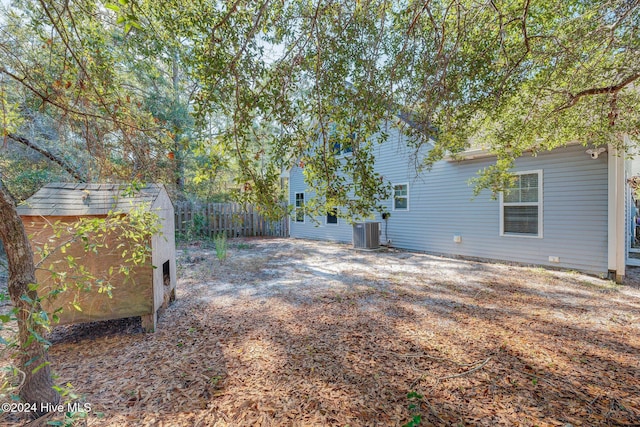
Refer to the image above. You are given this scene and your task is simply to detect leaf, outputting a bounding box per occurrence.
[31,361,51,375]
[25,330,51,347]
[407,391,423,400]
[104,3,120,12]
[402,415,422,427]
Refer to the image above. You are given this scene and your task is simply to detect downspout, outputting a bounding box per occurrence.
[607,144,626,282]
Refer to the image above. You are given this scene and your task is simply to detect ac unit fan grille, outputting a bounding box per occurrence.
[353,222,380,249]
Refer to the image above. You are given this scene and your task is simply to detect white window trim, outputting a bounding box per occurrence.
[392,183,409,212]
[325,206,339,226]
[335,150,353,159]
[325,211,339,226]
[332,140,354,158]
[499,169,543,238]
[294,192,305,224]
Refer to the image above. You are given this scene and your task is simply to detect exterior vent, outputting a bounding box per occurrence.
[353,222,380,249]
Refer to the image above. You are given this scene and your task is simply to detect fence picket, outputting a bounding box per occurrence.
[174,201,290,238]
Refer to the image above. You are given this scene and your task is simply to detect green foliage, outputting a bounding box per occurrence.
[153,0,639,206]
[176,212,207,242]
[0,0,183,187]
[2,0,638,211]
[403,391,424,427]
[0,87,23,137]
[214,233,228,262]
[403,415,422,427]
[48,383,91,426]
[0,148,66,202]
[190,213,207,239]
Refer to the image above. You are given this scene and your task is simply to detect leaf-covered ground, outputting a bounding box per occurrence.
[3,238,640,426]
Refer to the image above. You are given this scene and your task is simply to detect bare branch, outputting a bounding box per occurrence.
[6,133,85,182]
[437,356,492,380]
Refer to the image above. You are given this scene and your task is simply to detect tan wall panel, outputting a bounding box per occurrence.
[21,216,154,325]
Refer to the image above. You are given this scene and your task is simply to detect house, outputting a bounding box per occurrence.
[17,183,177,331]
[289,123,635,281]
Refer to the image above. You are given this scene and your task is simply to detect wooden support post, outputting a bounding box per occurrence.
[141,311,157,332]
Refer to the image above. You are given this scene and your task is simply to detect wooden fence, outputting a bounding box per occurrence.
[174,202,289,239]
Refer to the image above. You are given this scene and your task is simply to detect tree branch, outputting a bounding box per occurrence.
[406,1,432,35]
[521,0,531,52]
[6,133,85,182]
[555,72,640,112]
[0,66,163,134]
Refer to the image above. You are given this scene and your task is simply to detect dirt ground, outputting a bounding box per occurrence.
[2,237,640,426]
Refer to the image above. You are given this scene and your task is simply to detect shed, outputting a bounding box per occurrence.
[17,183,176,331]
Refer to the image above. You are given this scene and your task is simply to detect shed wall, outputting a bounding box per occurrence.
[151,189,177,312]
[21,215,154,324]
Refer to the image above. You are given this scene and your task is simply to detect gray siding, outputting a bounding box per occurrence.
[290,128,609,275]
[289,169,355,243]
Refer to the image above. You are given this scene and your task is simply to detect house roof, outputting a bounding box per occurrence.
[17,183,165,217]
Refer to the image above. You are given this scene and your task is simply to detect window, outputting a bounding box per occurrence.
[326,209,338,225]
[332,140,353,156]
[393,184,409,211]
[500,171,543,237]
[295,193,305,223]
[329,123,355,156]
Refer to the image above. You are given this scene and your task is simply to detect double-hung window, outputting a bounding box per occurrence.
[500,171,543,237]
[294,193,305,223]
[326,209,338,225]
[329,123,355,156]
[332,140,353,156]
[393,184,409,211]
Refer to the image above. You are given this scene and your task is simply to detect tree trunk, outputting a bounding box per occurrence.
[171,52,185,194]
[0,179,60,418]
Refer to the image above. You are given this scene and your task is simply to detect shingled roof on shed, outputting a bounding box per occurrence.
[17,183,165,217]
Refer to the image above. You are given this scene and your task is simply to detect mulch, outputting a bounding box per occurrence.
[1,238,639,426]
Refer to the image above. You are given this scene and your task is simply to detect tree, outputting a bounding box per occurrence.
[387,0,640,192]
[0,0,175,416]
[154,0,639,213]
[0,180,60,416]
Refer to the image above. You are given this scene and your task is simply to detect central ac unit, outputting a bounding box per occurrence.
[353,222,380,249]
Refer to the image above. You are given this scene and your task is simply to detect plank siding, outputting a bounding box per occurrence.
[290,127,609,275]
